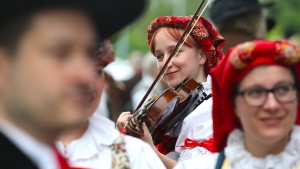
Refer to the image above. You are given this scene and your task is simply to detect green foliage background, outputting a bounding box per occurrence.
[112,0,300,58]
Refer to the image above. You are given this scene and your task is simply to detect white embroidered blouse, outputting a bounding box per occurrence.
[174,125,300,169]
[175,75,213,161]
[56,113,165,169]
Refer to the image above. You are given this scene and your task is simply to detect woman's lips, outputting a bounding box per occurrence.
[260,116,284,126]
[165,70,179,78]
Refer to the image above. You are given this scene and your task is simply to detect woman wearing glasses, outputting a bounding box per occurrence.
[175,40,300,169]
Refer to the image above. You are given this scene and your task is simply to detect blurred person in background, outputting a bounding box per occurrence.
[121,51,144,112]
[0,0,146,168]
[175,40,300,169]
[209,0,275,52]
[56,40,165,169]
[131,52,166,109]
[94,40,126,121]
[96,50,144,122]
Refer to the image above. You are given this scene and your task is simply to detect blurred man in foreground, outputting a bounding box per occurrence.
[0,1,146,168]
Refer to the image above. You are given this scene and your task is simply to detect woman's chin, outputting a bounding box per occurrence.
[256,128,290,143]
[167,81,180,88]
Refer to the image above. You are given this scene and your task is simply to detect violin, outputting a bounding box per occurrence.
[124,0,210,143]
[126,78,205,142]
[150,79,204,145]
[125,87,180,137]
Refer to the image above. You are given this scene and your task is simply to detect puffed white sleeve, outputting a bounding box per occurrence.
[125,135,166,169]
[175,97,213,161]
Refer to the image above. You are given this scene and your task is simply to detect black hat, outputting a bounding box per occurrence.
[0,0,147,39]
[209,0,274,26]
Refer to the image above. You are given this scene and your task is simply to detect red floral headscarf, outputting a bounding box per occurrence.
[95,39,115,68]
[211,40,300,152]
[147,16,225,75]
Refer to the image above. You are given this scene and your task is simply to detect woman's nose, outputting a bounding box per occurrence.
[263,92,280,113]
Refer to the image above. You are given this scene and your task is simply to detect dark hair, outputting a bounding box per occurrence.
[232,83,240,97]
[0,13,33,56]
[292,69,299,92]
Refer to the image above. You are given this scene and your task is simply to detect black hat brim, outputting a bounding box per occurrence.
[209,0,274,25]
[0,0,147,39]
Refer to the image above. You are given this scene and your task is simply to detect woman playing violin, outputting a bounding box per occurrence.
[117,15,225,168]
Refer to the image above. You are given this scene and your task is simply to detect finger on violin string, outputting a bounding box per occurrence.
[120,111,131,117]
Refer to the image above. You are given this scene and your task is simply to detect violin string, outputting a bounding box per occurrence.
[134,0,210,113]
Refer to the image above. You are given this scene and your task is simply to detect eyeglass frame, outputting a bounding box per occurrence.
[236,83,298,107]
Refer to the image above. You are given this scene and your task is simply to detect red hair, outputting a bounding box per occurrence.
[149,27,200,55]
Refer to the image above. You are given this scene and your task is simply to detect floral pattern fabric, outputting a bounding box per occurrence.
[110,134,130,169]
[147,16,225,75]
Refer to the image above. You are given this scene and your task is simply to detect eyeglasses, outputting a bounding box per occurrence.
[237,83,297,107]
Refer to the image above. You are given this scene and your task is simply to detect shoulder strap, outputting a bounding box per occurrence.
[110,134,131,169]
[215,151,225,169]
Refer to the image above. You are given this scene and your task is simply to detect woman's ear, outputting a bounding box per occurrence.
[198,49,207,65]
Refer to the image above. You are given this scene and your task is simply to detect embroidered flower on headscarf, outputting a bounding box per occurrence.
[275,41,300,65]
[95,39,115,68]
[230,42,255,69]
[147,16,225,75]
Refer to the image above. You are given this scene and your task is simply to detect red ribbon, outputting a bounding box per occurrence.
[155,135,178,155]
[119,128,127,134]
[54,148,90,169]
[182,138,215,152]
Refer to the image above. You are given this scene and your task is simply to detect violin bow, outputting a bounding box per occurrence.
[134,0,211,112]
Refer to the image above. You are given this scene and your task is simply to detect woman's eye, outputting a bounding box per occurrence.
[246,89,264,98]
[176,50,183,56]
[156,54,164,61]
[275,85,291,95]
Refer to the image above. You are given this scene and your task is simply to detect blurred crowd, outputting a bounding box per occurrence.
[0,0,299,169]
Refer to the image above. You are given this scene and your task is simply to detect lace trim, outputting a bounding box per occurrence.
[225,126,300,168]
[178,146,211,161]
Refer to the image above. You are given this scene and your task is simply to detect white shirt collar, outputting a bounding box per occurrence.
[56,113,119,162]
[225,125,300,168]
[0,118,59,169]
[201,75,212,93]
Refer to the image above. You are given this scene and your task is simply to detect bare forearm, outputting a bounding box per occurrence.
[155,149,177,169]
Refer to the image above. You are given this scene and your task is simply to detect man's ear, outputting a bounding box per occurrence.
[198,49,207,65]
[0,48,11,92]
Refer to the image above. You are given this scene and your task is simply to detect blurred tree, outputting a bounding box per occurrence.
[267,0,300,39]
[112,0,300,58]
[112,0,207,58]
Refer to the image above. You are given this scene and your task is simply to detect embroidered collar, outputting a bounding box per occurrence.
[224,125,300,168]
[56,114,119,161]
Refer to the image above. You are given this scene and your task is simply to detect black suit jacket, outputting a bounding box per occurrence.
[0,131,38,169]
